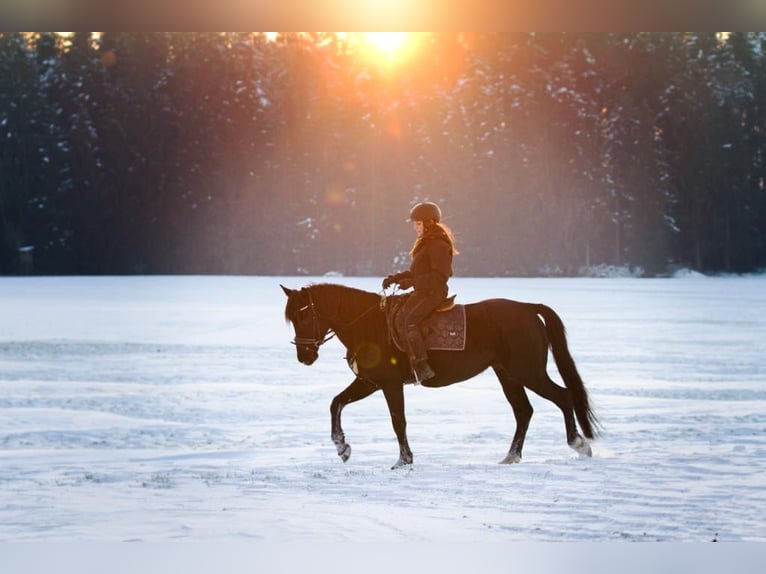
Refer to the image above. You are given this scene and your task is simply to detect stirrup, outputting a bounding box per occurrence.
[403,373,420,386]
[404,361,435,385]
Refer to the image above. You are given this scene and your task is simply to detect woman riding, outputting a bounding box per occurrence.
[382,201,458,384]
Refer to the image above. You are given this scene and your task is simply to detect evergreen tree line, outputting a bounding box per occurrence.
[2,32,765,276]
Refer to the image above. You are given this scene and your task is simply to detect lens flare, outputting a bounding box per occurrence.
[364,32,407,55]
[354,32,423,69]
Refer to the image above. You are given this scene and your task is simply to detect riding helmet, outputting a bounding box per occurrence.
[408,201,442,223]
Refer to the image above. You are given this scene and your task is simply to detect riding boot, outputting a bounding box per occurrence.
[404,324,435,385]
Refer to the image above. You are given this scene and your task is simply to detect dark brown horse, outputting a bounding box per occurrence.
[282,283,598,468]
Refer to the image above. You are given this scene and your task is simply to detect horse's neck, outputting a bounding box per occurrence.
[317,285,377,323]
[314,285,382,342]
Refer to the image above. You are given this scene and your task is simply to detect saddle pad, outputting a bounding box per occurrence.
[391,303,467,352]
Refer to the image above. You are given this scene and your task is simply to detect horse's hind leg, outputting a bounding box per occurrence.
[526,374,592,457]
[494,366,533,464]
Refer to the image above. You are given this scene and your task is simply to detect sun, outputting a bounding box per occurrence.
[354,32,421,67]
[363,32,408,56]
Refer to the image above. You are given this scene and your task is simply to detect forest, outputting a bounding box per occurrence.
[1,32,765,277]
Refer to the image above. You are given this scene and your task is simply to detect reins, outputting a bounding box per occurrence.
[291,288,384,350]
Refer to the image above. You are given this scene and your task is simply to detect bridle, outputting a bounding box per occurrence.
[291,290,336,350]
[290,288,383,351]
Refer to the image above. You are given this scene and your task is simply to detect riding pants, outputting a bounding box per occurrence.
[399,290,444,365]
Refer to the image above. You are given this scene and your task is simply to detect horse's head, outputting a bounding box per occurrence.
[281,285,333,366]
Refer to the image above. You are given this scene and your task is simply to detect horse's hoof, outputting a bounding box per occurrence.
[498,453,521,464]
[338,444,351,462]
[570,436,592,457]
[391,458,412,470]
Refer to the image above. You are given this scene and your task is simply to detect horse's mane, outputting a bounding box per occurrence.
[285,282,378,320]
[304,283,388,343]
[309,282,381,314]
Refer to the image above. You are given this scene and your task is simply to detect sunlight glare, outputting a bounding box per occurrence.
[364,32,408,56]
[353,32,423,70]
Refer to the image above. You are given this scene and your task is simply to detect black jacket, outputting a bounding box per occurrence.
[400,228,453,297]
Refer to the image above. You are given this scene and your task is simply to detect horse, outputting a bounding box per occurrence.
[282,282,599,469]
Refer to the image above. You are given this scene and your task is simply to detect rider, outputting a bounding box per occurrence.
[382,201,458,384]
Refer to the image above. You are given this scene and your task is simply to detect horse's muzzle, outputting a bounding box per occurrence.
[296,346,319,365]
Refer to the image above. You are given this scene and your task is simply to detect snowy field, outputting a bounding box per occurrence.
[1,274,765,570]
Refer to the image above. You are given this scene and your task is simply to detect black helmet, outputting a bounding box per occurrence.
[408,201,442,223]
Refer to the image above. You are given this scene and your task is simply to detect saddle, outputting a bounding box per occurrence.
[385,293,467,352]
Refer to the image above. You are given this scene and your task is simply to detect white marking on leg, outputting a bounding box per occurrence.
[498,453,522,464]
[570,435,593,457]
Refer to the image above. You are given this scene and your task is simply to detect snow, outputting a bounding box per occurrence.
[1,275,765,570]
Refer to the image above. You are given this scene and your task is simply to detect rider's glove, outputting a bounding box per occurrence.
[382,274,397,289]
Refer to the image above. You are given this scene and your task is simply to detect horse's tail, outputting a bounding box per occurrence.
[535,304,600,439]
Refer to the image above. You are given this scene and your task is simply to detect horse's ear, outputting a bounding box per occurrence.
[280,285,293,297]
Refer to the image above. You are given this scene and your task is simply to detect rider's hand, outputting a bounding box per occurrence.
[398,278,414,290]
[382,275,396,289]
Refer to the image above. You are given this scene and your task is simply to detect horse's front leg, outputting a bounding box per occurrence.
[381,383,413,469]
[330,377,379,463]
